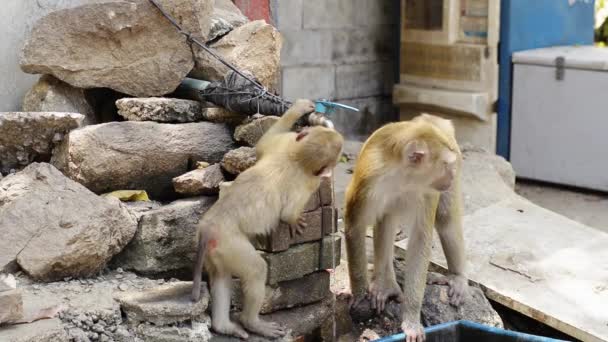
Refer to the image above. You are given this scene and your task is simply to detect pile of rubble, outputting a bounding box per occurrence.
[0,0,340,340]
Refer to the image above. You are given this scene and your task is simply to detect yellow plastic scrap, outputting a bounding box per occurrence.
[102,190,150,202]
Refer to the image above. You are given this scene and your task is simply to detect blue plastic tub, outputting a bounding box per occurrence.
[372,320,568,342]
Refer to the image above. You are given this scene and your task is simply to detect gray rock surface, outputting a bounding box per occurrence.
[134,320,213,342]
[234,115,279,146]
[173,164,225,196]
[220,146,256,175]
[0,112,83,174]
[421,280,503,328]
[112,197,216,275]
[51,121,235,199]
[208,0,248,41]
[116,97,204,123]
[20,1,195,97]
[0,163,137,281]
[0,289,24,324]
[192,20,282,92]
[156,0,213,42]
[22,75,97,125]
[461,149,518,215]
[115,281,209,325]
[0,318,69,342]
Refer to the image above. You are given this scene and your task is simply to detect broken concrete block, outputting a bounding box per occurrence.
[254,208,324,252]
[192,20,283,92]
[0,163,137,281]
[263,235,341,284]
[0,289,24,324]
[0,112,83,174]
[51,121,235,199]
[319,176,334,206]
[221,146,256,175]
[265,296,335,339]
[234,115,279,146]
[208,0,248,41]
[0,273,17,292]
[20,1,198,97]
[0,318,68,342]
[112,196,216,275]
[22,75,97,125]
[116,97,204,123]
[115,281,209,326]
[135,319,213,341]
[234,271,330,314]
[322,206,338,235]
[201,107,247,125]
[173,164,225,196]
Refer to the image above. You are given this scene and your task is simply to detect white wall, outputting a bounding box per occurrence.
[0,0,102,112]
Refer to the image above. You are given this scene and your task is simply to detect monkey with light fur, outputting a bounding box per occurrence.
[191,99,344,339]
[344,114,467,342]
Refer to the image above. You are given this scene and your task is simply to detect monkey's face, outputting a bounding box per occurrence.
[405,141,457,192]
[295,127,344,178]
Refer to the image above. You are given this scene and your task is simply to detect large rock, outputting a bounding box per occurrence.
[201,107,247,125]
[220,146,256,175]
[20,1,197,97]
[421,281,503,328]
[0,112,83,175]
[112,197,217,275]
[173,164,225,196]
[156,0,213,42]
[234,115,279,146]
[51,121,235,199]
[0,163,137,281]
[192,20,282,92]
[208,0,248,41]
[22,75,97,125]
[0,289,23,324]
[116,97,204,123]
[116,281,209,325]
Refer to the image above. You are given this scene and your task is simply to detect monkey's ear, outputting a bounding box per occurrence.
[404,140,427,164]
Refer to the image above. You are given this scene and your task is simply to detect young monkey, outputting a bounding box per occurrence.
[344,114,467,342]
[192,99,344,339]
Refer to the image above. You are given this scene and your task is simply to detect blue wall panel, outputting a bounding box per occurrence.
[497,0,594,158]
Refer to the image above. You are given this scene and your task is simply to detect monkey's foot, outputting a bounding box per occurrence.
[338,290,367,309]
[212,320,249,339]
[427,273,468,306]
[401,320,425,342]
[241,318,286,338]
[369,280,403,314]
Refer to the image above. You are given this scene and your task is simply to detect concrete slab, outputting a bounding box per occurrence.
[400,197,608,342]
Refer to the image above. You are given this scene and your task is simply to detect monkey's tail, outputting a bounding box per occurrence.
[192,231,208,302]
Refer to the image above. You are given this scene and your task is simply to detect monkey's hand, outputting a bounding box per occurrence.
[427,272,468,306]
[401,320,425,342]
[338,290,367,310]
[292,99,316,116]
[288,215,307,238]
[368,279,404,314]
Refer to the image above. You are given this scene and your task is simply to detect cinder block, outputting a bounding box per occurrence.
[335,62,392,99]
[319,176,334,206]
[233,271,330,314]
[274,0,303,30]
[263,235,341,284]
[0,289,23,324]
[281,66,335,101]
[281,30,333,67]
[304,190,321,212]
[254,208,323,252]
[302,0,356,29]
[321,206,338,235]
[331,27,396,64]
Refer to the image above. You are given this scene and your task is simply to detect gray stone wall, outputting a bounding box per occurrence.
[0,0,104,112]
[272,0,400,138]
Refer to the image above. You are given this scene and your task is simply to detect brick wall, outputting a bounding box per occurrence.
[270,0,400,138]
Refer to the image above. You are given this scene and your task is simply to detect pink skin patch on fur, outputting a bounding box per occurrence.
[208,238,218,250]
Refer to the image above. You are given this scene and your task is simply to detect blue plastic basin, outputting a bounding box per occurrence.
[372,320,568,342]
